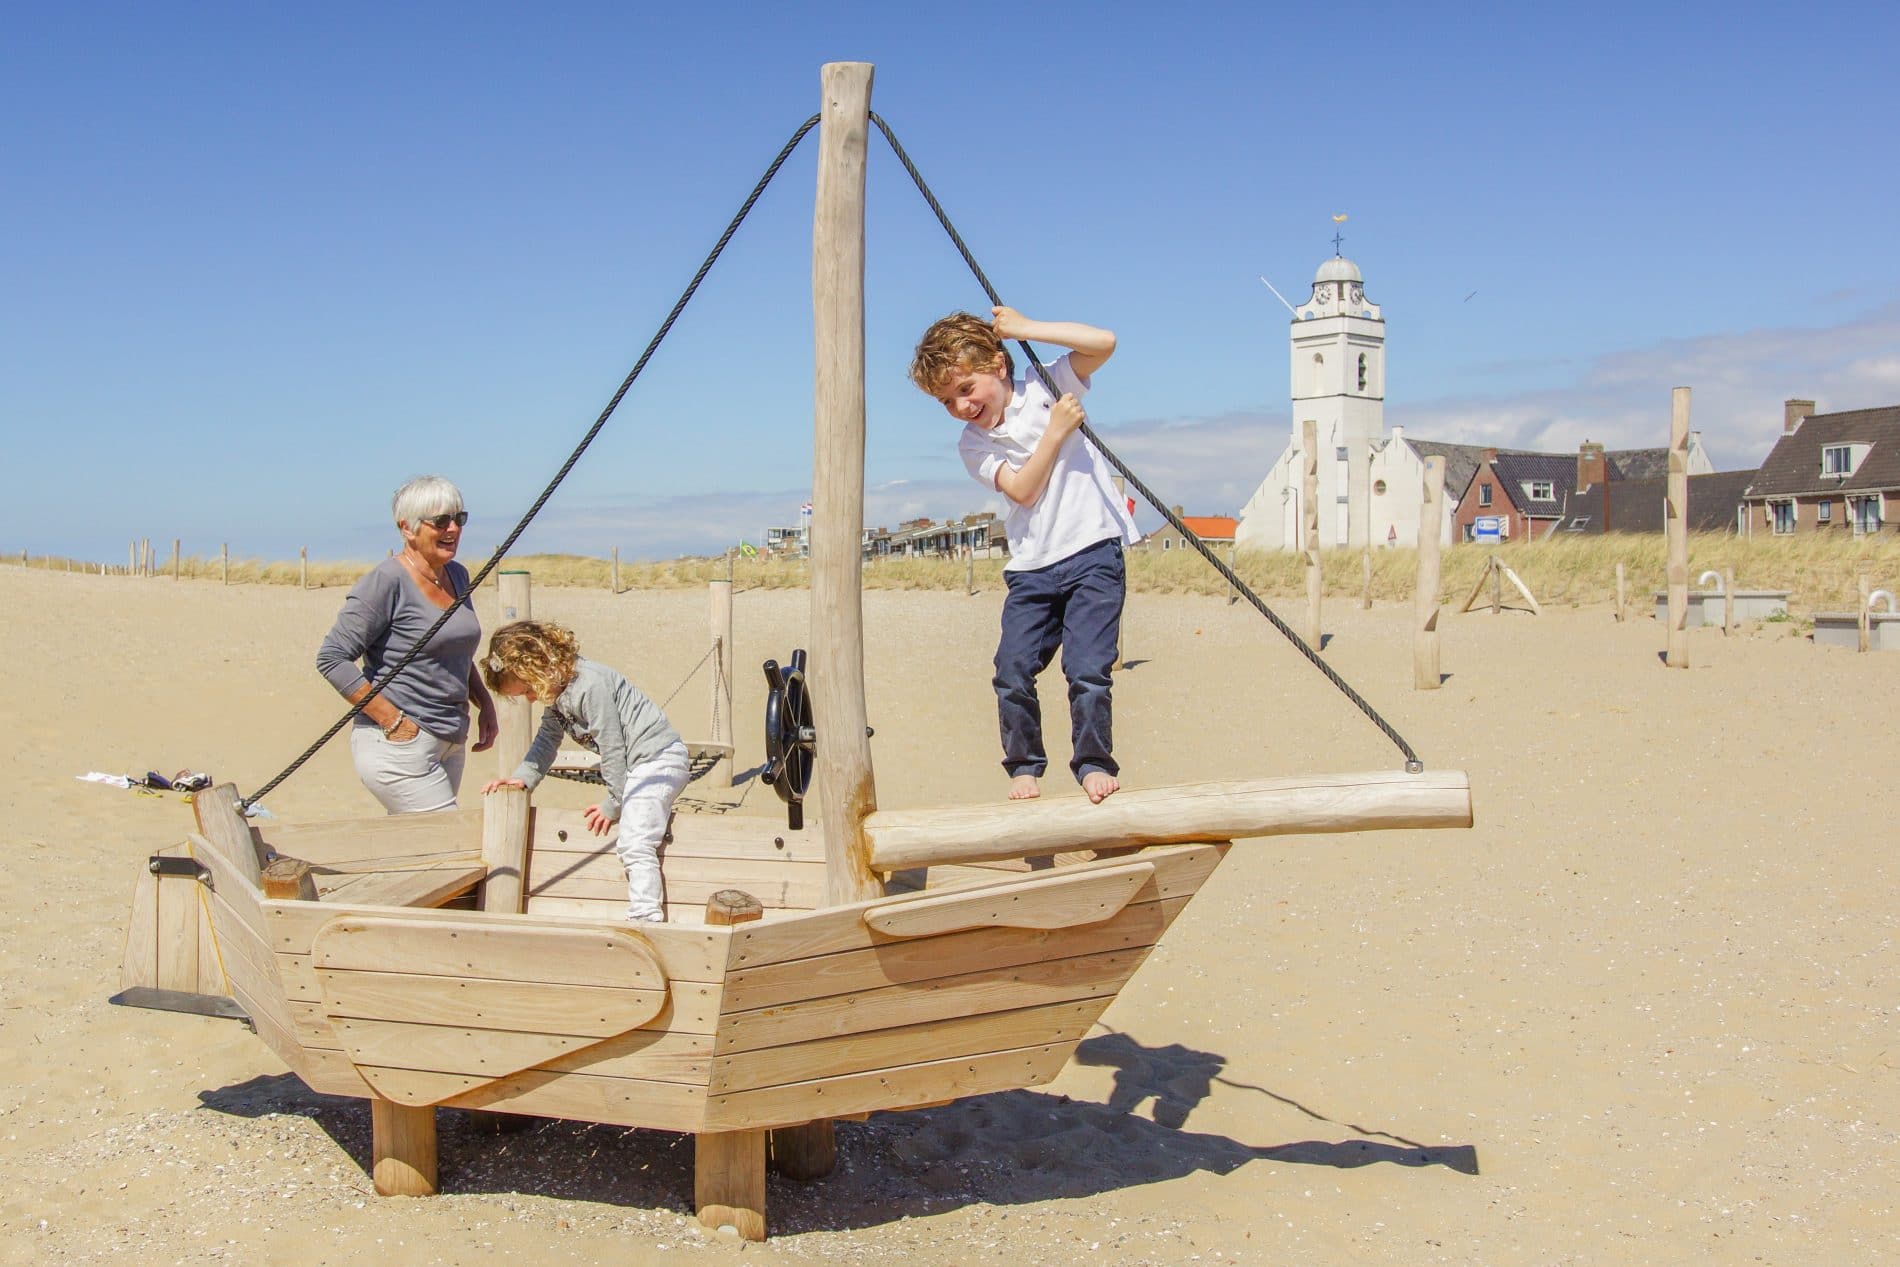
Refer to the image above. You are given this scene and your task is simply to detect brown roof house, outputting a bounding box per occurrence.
[1558,438,1755,535]
[1453,438,1714,543]
[1740,399,1900,537]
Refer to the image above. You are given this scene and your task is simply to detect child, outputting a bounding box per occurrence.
[909,306,1139,804]
[480,620,689,922]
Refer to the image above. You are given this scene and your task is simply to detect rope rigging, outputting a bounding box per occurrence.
[240,115,822,811]
[243,104,1424,812]
[867,112,1425,773]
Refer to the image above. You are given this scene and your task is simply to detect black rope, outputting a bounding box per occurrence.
[241,115,823,811]
[869,112,1425,773]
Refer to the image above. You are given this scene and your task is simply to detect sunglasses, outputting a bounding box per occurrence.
[418,511,469,530]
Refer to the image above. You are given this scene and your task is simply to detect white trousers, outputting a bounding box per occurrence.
[615,741,692,922]
[349,726,466,815]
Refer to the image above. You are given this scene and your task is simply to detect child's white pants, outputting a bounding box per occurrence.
[615,740,692,922]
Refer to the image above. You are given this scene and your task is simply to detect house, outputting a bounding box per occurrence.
[1135,508,1237,553]
[1740,399,1900,537]
[878,513,1005,560]
[1451,440,1716,543]
[1557,468,1756,535]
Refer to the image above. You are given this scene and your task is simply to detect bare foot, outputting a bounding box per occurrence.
[1082,771,1119,804]
[1009,774,1041,800]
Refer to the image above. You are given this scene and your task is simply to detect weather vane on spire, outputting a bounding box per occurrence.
[1331,212,1348,256]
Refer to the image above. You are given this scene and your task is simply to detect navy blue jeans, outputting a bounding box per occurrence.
[993,537,1125,783]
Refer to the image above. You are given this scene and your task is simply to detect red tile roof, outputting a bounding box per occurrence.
[1179,516,1237,538]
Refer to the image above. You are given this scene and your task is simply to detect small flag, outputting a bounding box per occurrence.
[1332,213,1348,223]
[1126,496,1136,516]
[800,502,814,515]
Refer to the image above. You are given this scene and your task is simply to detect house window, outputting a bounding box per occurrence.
[1817,500,1831,523]
[1822,445,1857,476]
[1526,480,1554,500]
[1162,538,1172,550]
[1771,501,1795,535]
[1565,516,1590,532]
[1479,483,1493,507]
[1851,495,1882,535]
[1335,446,1349,461]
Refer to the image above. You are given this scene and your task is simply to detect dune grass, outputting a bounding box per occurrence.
[12,534,1899,613]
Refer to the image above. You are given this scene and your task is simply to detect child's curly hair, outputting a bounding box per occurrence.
[482,619,580,703]
[908,311,1013,393]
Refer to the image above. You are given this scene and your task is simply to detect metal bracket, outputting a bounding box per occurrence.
[148,854,211,886]
[108,987,249,1022]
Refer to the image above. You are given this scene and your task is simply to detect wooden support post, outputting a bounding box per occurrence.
[1414,456,1445,690]
[809,60,881,909]
[496,570,533,778]
[1491,553,1502,614]
[1723,567,1735,634]
[1665,387,1690,668]
[1302,419,1321,648]
[705,888,762,927]
[142,538,151,577]
[128,541,135,575]
[17,549,24,569]
[611,546,620,594]
[260,857,318,901]
[299,546,308,590]
[1615,561,1626,622]
[966,549,974,595]
[171,538,180,580]
[695,1128,766,1240]
[478,786,531,914]
[707,579,734,789]
[1859,573,1871,653]
[221,543,229,586]
[371,1097,438,1197]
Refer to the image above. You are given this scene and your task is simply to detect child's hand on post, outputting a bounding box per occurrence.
[583,803,618,836]
[481,777,526,795]
[1049,392,1086,439]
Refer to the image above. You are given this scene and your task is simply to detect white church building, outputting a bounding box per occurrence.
[1237,252,1714,551]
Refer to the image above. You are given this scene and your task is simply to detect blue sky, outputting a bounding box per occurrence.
[5,2,1898,564]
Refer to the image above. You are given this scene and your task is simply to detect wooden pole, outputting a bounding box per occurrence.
[171,538,180,580]
[142,538,151,577]
[128,541,135,576]
[371,1097,438,1197]
[809,61,880,909]
[965,549,974,595]
[478,785,531,914]
[1859,573,1871,653]
[496,571,533,778]
[1615,561,1626,622]
[299,546,307,590]
[260,857,318,901]
[1414,456,1445,690]
[611,546,620,595]
[220,543,229,586]
[1491,554,1502,614]
[707,579,734,789]
[696,884,767,1236]
[1665,387,1690,668]
[1302,419,1321,648]
[1723,566,1735,634]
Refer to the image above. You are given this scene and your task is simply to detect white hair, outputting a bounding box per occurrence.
[391,476,465,531]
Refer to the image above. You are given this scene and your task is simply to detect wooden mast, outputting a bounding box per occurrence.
[809,61,882,907]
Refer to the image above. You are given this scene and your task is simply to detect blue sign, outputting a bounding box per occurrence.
[1473,516,1503,544]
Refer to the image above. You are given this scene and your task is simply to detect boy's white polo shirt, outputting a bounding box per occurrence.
[958,354,1140,573]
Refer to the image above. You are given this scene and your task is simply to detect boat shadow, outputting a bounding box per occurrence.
[197,1029,1476,1233]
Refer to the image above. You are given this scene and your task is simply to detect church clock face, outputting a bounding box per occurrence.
[1348,284,1363,303]
[1315,285,1332,302]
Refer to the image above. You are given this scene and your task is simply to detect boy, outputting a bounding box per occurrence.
[909,306,1139,803]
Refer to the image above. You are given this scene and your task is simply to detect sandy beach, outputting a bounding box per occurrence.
[2,564,1895,1265]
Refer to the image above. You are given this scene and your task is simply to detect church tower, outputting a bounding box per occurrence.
[1234,249,1393,553]
[1289,252,1384,547]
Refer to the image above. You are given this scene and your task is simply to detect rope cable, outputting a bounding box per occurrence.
[869,111,1425,773]
[241,115,823,810]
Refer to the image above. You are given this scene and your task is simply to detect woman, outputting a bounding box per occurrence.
[316,475,499,813]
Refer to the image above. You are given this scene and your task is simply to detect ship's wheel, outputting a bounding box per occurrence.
[760,650,815,830]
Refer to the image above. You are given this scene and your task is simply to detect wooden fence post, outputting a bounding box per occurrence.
[611,546,620,595]
[1302,419,1320,649]
[1615,561,1626,622]
[1859,574,1871,653]
[1723,566,1735,634]
[1665,387,1690,668]
[1415,456,1445,690]
[171,538,181,581]
[221,543,229,585]
[299,547,308,590]
[707,578,734,789]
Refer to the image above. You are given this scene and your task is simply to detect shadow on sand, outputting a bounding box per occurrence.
[199,1029,1476,1234]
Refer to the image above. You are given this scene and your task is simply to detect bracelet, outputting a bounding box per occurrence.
[382,711,407,737]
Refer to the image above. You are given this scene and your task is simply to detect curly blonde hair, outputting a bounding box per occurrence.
[908,311,1012,394]
[482,620,580,703]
